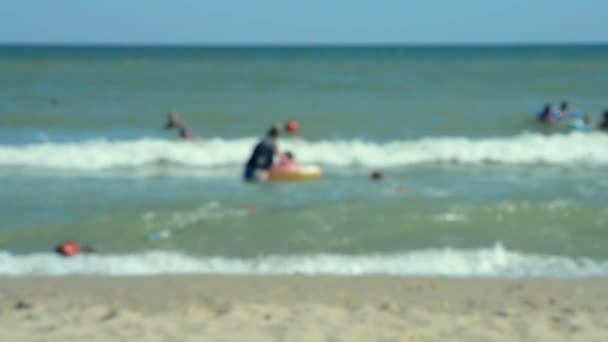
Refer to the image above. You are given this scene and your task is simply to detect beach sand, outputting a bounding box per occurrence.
[1,275,607,341]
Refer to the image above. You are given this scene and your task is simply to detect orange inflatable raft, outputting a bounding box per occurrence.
[268,165,322,181]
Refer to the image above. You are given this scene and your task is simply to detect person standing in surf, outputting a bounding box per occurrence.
[243,125,282,182]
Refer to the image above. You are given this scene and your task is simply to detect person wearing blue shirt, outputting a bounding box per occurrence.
[537,104,559,124]
[559,101,583,120]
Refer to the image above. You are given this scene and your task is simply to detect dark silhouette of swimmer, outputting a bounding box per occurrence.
[243,125,282,182]
[599,111,608,132]
[371,170,383,181]
[559,101,584,120]
[538,104,556,124]
[165,111,194,140]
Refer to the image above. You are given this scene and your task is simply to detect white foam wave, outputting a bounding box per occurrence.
[1,244,607,278]
[1,133,607,171]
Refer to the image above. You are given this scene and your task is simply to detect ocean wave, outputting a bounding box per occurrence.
[0,243,606,278]
[0,133,607,171]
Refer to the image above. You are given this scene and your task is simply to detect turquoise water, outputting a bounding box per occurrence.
[1,45,608,277]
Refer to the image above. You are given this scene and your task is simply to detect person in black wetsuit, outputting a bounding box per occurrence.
[243,125,281,182]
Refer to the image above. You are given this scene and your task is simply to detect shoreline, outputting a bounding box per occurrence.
[2,275,607,341]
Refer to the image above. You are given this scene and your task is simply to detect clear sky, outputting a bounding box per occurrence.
[1,0,606,45]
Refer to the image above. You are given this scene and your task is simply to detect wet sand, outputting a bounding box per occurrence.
[1,275,607,341]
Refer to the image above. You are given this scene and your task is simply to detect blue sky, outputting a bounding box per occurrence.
[1,0,606,44]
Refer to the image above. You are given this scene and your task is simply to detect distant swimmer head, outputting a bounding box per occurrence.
[285,120,298,133]
[600,111,608,131]
[538,104,552,122]
[560,101,569,111]
[284,151,294,160]
[165,111,180,129]
[267,125,280,138]
[371,170,383,181]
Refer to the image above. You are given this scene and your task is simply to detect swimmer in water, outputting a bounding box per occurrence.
[598,110,608,132]
[273,151,297,169]
[537,104,557,124]
[370,170,383,181]
[165,111,195,140]
[243,125,283,182]
[559,101,583,120]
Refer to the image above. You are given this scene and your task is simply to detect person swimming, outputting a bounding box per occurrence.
[599,110,608,132]
[370,170,383,181]
[165,111,194,140]
[537,104,557,124]
[536,102,584,125]
[243,125,282,182]
[559,101,583,120]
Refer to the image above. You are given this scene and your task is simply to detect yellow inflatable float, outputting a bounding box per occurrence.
[268,165,322,181]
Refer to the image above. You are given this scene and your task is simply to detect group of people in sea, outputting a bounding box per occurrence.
[54,104,607,257]
[165,111,300,182]
[56,112,370,257]
[536,101,608,133]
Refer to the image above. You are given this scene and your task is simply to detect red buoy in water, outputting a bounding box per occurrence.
[56,241,81,257]
[285,120,298,133]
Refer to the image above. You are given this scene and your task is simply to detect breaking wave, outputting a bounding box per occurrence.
[0,133,607,171]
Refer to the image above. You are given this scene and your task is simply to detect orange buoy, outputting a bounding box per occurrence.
[56,240,81,257]
[285,120,298,133]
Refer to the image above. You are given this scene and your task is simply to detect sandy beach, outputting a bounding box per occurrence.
[0,275,606,341]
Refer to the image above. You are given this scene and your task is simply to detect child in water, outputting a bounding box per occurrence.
[273,151,297,170]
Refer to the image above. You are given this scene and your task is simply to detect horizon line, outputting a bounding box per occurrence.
[1,41,607,48]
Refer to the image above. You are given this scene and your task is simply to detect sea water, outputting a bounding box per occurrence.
[1,45,608,277]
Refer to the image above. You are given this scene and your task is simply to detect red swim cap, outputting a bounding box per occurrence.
[285,120,298,133]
